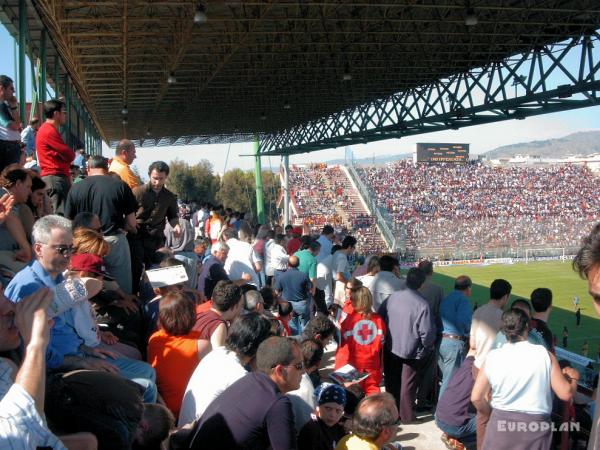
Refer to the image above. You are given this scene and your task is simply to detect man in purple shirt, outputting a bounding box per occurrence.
[188,336,303,450]
[435,353,476,449]
[378,267,436,424]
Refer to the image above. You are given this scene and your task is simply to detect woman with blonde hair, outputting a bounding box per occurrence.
[334,286,386,395]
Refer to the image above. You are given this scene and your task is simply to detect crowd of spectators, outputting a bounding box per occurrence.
[358,160,600,254]
[289,164,387,254]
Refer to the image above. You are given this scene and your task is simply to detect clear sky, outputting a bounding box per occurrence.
[2,24,600,178]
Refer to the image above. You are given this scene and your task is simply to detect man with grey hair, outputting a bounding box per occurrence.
[198,241,252,300]
[5,215,158,403]
[108,138,141,189]
[244,289,264,314]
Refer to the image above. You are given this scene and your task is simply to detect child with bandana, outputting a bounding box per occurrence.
[298,383,348,450]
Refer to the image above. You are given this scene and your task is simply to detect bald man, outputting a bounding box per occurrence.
[274,255,313,335]
[109,139,142,189]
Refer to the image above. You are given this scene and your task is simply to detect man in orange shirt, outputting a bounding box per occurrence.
[109,139,142,189]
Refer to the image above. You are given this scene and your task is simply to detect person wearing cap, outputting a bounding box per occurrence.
[298,382,348,450]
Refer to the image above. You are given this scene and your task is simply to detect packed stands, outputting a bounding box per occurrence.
[357,160,600,257]
[289,164,388,253]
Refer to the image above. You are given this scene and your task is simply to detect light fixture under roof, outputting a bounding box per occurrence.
[260,112,266,121]
[342,64,352,81]
[167,73,177,84]
[121,105,128,115]
[283,102,291,110]
[122,117,128,125]
[194,3,207,23]
[464,8,478,26]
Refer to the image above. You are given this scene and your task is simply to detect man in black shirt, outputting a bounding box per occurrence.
[530,287,555,352]
[188,336,303,450]
[65,155,138,296]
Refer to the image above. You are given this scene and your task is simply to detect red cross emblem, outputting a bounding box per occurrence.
[352,320,377,345]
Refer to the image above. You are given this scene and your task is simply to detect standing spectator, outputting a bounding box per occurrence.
[470,278,511,449]
[20,117,39,157]
[65,155,137,294]
[562,326,569,348]
[72,148,86,170]
[186,336,303,450]
[287,227,303,255]
[269,233,290,285]
[576,307,582,326]
[370,255,405,311]
[129,161,180,295]
[222,227,260,287]
[36,99,75,216]
[335,286,386,395]
[275,255,312,335]
[332,236,357,304]
[295,239,320,297]
[572,222,600,448]
[471,308,578,449]
[108,139,142,189]
[356,255,380,291]
[335,393,400,450]
[316,224,335,263]
[438,275,472,399]
[0,75,21,171]
[378,267,436,424]
[530,287,555,352]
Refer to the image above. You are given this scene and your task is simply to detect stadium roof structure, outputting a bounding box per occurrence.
[2,1,600,155]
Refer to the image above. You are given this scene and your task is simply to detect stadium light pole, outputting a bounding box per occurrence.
[254,135,265,224]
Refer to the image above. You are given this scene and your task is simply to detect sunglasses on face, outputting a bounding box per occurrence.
[44,244,75,256]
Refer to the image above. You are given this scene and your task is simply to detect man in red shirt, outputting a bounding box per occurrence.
[36,99,75,215]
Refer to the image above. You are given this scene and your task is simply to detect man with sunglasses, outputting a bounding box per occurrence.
[187,336,303,450]
[5,215,157,404]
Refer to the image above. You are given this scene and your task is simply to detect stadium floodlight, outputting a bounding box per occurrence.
[464,8,478,26]
[194,3,207,23]
[343,64,352,81]
[284,102,291,110]
[167,73,177,84]
[122,117,128,125]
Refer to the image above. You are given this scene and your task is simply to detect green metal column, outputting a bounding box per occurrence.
[254,135,265,224]
[18,0,27,124]
[54,56,60,97]
[64,78,71,145]
[40,30,47,104]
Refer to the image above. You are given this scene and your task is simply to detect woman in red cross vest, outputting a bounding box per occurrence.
[334,286,386,395]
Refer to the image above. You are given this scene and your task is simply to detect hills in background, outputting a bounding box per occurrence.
[322,130,600,166]
[483,130,600,159]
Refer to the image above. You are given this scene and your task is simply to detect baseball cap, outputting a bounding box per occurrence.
[70,254,114,281]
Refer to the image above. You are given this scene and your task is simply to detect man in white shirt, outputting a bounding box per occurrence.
[370,255,405,310]
[223,227,260,287]
[316,225,335,263]
[178,313,271,426]
[332,236,357,303]
[267,233,289,286]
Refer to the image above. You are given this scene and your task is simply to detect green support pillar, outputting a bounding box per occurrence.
[40,30,47,104]
[254,135,265,224]
[54,56,60,97]
[64,78,71,145]
[18,0,27,124]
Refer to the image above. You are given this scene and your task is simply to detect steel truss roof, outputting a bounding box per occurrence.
[1,1,600,152]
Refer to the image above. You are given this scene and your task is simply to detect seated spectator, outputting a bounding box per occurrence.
[21,171,49,235]
[243,289,264,314]
[335,286,386,395]
[185,336,303,450]
[197,242,251,300]
[492,298,546,349]
[335,393,400,450]
[298,383,348,450]
[0,284,97,449]
[471,308,579,449]
[288,339,324,432]
[5,215,157,403]
[193,279,243,349]
[0,165,33,273]
[72,211,102,232]
[46,370,174,450]
[178,312,272,426]
[147,292,211,417]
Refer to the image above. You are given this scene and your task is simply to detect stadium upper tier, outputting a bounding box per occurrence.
[357,161,600,255]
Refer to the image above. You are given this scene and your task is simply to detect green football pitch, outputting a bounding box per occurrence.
[425,260,598,360]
